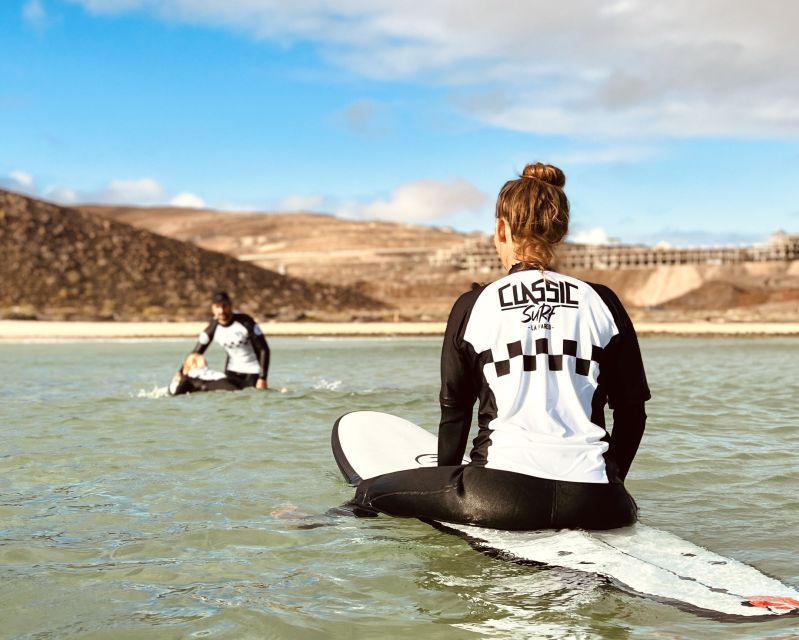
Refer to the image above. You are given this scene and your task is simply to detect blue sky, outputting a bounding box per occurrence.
[2,0,798,246]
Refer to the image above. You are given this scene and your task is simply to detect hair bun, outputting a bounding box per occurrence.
[521,163,565,188]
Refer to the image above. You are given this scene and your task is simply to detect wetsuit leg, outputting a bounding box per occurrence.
[352,466,637,531]
[171,376,240,394]
[170,376,203,396]
[225,371,259,389]
[553,481,638,530]
[202,378,240,392]
[352,466,552,530]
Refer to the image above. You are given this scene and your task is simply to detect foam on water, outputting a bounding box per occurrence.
[313,378,343,391]
[136,385,171,399]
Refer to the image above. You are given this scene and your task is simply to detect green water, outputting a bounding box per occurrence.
[1,337,797,639]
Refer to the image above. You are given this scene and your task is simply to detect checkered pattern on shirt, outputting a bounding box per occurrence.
[481,339,604,377]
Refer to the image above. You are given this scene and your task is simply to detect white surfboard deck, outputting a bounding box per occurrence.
[332,410,799,619]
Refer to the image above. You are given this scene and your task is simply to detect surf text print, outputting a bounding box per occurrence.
[498,278,579,329]
[523,303,556,324]
[498,278,579,310]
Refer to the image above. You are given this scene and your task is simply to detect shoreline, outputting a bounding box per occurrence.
[1,320,799,341]
[0,320,446,340]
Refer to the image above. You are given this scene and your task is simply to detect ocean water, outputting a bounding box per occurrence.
[0,336,797,639]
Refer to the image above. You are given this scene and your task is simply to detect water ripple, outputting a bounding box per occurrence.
[0,337,797,639]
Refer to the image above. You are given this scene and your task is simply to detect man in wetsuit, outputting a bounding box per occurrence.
[190,291,270,390]
[168,353,240,396]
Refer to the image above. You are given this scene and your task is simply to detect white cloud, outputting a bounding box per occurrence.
[22,0,48,30]
[45,186,79,203]
[554,146,658,166]
[214,201,261,212]
[337,99,391,137]
[9,170,34,189]
[571,226,766,247]
[99,177,165,205]
[1,170,36,195]
[343,100,376,130]
[277,194,324,212]
[170,191,205,208]
[70,0,145,14]
[66,0,799,138]
[633,229,767,248]
[571,228,613,245]
[12,172,207,208]
[339,178,486,223]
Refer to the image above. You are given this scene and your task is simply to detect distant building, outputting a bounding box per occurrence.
[430,232,799,273]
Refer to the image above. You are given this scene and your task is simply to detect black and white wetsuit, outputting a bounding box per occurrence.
[169,367,240,395]
[353,266,650,530]
[192,313,270,389]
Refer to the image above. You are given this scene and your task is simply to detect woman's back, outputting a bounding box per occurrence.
[445,268,648,483]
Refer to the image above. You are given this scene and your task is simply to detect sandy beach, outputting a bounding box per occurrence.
[0,320,446,340]
[1,319,798,341]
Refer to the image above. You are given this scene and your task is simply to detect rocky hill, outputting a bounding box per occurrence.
[80,204,482,319]
[0,190,384,321]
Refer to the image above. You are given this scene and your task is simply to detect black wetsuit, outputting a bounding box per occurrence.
[192,313,270,389]
[352,266,650,530]
[169,370,240,395]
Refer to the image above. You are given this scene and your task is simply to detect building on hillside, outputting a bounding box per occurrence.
[430,232,799,274]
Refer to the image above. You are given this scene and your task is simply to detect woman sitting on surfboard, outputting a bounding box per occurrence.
[348,162,650,530]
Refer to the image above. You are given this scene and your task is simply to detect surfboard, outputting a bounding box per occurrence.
[332,410,799,619]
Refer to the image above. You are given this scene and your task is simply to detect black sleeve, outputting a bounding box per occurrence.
[438,289,481,466]
[590,283,650,480]
[256,336,270,380]
[240,314,270,380]
[592,284,651,408]
[608,403,647,481]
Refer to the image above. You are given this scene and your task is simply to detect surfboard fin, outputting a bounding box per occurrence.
[746,596,799,613]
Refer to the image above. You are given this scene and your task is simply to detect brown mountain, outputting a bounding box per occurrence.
[80,204,485,319]
[0,189,384,321]
[42,200,799,321]
[73,202,799,323]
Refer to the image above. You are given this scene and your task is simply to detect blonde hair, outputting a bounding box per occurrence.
[496,162,570,270]
[182,353,207,374]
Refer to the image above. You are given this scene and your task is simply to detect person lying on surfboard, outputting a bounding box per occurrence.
[347,162,650,530]
[169,353,240,395]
